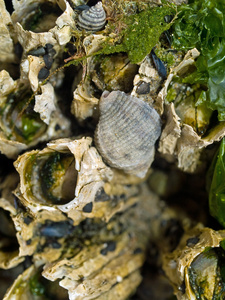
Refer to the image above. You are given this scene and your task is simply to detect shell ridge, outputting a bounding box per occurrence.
[80,12,105,23]
[77,2,106,32]
[94,91,161,177]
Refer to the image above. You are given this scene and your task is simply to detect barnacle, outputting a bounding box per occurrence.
[1,0,224,299]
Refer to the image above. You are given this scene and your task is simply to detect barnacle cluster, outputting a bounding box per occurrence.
[1,0,225,299]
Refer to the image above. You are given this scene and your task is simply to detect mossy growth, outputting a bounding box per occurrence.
[154,44,176,68]
[98,3,177,63]
[64,2,177,68]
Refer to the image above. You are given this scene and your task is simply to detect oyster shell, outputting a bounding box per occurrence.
[95,90,161,178]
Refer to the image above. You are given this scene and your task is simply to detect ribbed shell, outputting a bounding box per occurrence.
[77,2,106,32]
[95,91,161,178]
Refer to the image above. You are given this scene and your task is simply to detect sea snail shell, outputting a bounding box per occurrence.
[77,2,106,32]
[94,91,161,178]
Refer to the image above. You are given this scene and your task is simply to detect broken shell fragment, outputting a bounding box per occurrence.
[77,2,106,32]
[95,90,161,177]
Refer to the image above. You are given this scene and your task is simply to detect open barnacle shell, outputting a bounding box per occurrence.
[14,137,142,224]
[158,48,225,172]
[12,0,76,90]
[11,0,74,42]
[91,53,139,93]
[0,71,71,159]
[163,226,225,300]
[11,0,74,51]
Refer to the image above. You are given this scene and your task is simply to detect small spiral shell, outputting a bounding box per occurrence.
[77,2,106,32]
[95,91,161,178]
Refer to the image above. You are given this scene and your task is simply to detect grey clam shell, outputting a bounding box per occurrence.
[77,2,106,32]
[95,91,161,177]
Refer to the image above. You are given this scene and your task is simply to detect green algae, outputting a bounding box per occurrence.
[98,4,176,63]
[66,3,176,68]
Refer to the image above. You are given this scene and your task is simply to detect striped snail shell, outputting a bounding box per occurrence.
[94,91,161,178]
[77,2,106,32]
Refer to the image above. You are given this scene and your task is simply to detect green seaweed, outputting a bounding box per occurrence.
[172,0,225,121]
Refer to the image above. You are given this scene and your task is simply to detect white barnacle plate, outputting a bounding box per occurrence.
[14,137,141,223]
[132,54,163,106]
[158,48,225,172]
[0,72,71,159]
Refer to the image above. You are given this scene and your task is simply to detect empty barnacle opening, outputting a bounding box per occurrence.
[0,87,47,144]
[27,152,78,206]
[12,1,63,33]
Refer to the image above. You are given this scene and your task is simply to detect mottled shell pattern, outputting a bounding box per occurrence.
[77,2,106,32]
[95,91,161,178]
